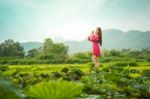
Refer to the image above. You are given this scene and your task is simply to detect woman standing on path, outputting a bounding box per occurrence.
[88,27,102,69]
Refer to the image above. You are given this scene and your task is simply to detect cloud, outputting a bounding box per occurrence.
[46,20,95,41]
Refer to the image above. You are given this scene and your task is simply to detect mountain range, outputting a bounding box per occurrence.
[20,29,150,54]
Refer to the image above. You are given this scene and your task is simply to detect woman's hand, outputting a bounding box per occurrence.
[91,30,94,35]
[88,30,94,41]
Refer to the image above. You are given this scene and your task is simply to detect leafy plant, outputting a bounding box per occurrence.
[142,69,150,77]
[0,78,26,99]
[27,81,82,99]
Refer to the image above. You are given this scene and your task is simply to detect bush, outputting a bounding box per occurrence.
[113,61,138,67]
[147,57,150,62]
[61,67,69,73]
[101,58,112,63]
[0,78,26,99]
[142,69,150,77]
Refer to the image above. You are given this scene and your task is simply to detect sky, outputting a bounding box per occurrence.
[0,0,150,42]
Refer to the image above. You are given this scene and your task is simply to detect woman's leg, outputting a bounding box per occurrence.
[92,55,97,66]
[92,55,99,69]
[95,56,99,68]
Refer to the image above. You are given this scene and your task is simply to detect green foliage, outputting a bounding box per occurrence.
[27,48,39,57]
[0,78,26,99]
[10,38,69,60]
[103,48,150,59]
[61,67,69,73]
[43,38,53,54]
[0,39,24,57]
[37,53,55,60]
[0,65,8,72]
[147,57,150,62]
[50,67,84,81]
[0,47,149,65]
[0,62,150,99]
[142,69,150,77]
[27,81,82,99]
[68,68,84,80]
[39,38,69,59]
[113,61,138,67]
[0,65,8,76]
[72,52,91,59]
[82,65,150,98]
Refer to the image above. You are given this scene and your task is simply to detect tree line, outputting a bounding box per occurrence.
[0,38,69,59]
[0,38,150,64]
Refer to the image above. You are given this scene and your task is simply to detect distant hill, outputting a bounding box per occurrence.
[21,42,42,54]
[21,29,150,54]
[102,29,150,49]
[53,36,66,43]
[65,40,91,54]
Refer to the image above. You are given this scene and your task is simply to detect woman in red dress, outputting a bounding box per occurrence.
[88,27,102,68]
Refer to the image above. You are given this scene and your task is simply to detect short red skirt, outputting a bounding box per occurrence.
[92,43,102,57]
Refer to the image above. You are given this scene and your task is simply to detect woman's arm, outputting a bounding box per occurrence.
[88,34,93,41]
[88,35,99,42]
[88,31,94,41]
[88,36,91,41]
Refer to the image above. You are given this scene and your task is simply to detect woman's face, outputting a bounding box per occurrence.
[95,28,99,34]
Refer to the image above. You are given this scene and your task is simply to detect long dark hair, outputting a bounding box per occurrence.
[97,27,102,46]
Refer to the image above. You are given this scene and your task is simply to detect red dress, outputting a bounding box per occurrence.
[88,34,102,57]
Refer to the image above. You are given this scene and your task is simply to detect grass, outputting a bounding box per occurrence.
[131,66,150,71]
[6,64,89,75]
[6,61,150,75]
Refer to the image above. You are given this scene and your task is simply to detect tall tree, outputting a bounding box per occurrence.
[40,38,69,59]
[27,48,39,57]
[43,38,54,54]
[52,43,69,58]
[0,39,24,57]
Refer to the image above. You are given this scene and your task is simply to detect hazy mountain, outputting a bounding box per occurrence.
[102,29,150,49]
[64,40,91,54]
[53,36,66,43]
[21,29,150,54]
[21,42,42,54]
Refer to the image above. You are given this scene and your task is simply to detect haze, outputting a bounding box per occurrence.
[0,0,150,42]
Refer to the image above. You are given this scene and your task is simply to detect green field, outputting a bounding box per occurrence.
[1,61,150,99]
[7,61,150,73]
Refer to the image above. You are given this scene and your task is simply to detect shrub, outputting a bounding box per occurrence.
[147,57,150,62]
[113,61,138,67]
[142,69,150,77]
[101,58,112,63]
[61,67,69,73]
[69,68,84,80]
